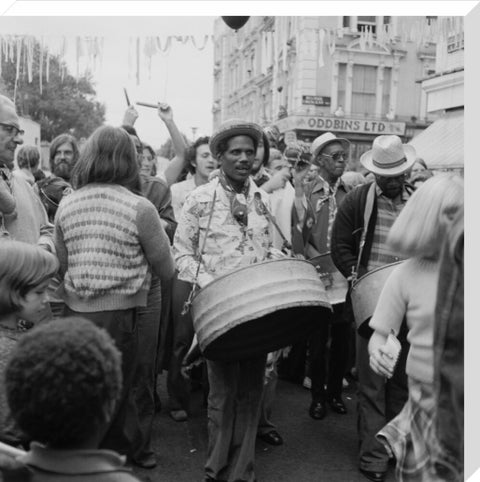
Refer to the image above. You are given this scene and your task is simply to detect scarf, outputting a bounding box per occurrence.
[315,175,341,250]
[218,169,250,228]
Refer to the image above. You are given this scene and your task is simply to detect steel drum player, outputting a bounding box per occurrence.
[173,119,282,482]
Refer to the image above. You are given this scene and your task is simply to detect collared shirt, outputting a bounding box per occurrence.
[296,175,348,258]
[17,442,141,481]
[170,177,197,220]
[173,177,272,288]
[367,184,409,272]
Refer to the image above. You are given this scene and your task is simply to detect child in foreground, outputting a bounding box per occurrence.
[0,240,58,445]
[1,317,142,481]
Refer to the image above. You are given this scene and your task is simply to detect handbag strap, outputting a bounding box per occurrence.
[353,182,376,281]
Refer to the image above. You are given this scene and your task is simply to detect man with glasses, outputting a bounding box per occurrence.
[291,132,352,423]
[0,94,53,251]
[331,135,416,482]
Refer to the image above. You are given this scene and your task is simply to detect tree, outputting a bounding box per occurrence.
[158,133,191,160]
[0,40,105,141]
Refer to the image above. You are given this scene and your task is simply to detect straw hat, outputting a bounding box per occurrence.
[360,135,416,177]
[310,132,350,159]
[210,119,263,159]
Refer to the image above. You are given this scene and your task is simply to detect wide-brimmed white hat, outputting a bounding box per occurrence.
[360,135,416,177]
[310,132,350,159]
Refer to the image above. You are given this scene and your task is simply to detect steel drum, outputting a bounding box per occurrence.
[350,261,403,329]
[308,253,349,305]
[190,258,332,361]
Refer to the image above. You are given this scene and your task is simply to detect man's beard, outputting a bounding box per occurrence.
[53,162,72,181]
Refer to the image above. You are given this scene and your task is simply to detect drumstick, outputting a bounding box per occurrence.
[123,88,131,106]
[136,101,159,109]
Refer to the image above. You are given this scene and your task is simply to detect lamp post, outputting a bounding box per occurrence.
[191,127,198,141]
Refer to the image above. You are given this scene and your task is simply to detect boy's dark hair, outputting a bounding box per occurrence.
[186,136,210,174]
[6,317,122,448]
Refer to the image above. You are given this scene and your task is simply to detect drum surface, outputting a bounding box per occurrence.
[191,258,332,361]
[350,261,403,328]
[308,253,349,305]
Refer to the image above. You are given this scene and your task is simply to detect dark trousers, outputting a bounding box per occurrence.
[64,306,143,459]
[133,276,162,457]
[205,355,266,482]
[356,321,409,472]
[309,303,350,402]
[167,275,195,411]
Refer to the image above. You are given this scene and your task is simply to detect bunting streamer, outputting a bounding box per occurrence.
[0,19,463,97]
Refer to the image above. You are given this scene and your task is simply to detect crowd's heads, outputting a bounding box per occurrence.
[17,145,40,171]
[37,175,72,221]
[263,125,280,149]
[6,317,123,449]
[0,94,23,170]
[0,240,58,317]
[72,125,141,193]
[209,119,263,160]
[360,135,416,178]
[140,142,157,176]
[186,136,217,179]
[252,132,270,175]
[387,173,464,260]
[310,132,350,181]
[49,134,79,181]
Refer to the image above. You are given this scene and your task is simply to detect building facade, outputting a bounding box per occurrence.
[213,16,438,169]
[410,17,464,172]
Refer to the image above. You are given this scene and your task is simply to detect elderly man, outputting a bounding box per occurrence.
[331,135,416,482]
[49,133,79,182]
[0,95,53,250]
[174,119,274,482]
[291,132,352,420]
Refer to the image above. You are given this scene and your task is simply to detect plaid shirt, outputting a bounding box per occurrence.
[367,184,409,272]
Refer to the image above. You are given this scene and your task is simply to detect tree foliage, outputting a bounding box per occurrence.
[158,133,191,160]
[0,40,105,141]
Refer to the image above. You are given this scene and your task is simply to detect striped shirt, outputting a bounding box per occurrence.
[367,184,409,272]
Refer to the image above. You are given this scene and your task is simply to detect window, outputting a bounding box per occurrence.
[337,63,347,109]
[357,16,377,34]
[351,65,377,115]
[447,32,464,53]
[382,67,392,115]
[342,16,350,28]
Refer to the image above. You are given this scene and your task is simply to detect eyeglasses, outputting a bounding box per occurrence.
[0,123,24,137]
[321,151,347,161]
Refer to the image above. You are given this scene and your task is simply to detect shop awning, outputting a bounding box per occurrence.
[408,109,464,170]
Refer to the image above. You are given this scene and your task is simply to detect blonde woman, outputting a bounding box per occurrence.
[368,174,464,481]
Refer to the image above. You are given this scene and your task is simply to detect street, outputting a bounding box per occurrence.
[134,374,396,482]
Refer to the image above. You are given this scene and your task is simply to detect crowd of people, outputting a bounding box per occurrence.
[0,90,464,482]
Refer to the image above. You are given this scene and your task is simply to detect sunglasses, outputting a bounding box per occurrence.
[321,151,347,161]
[0,123,24,137]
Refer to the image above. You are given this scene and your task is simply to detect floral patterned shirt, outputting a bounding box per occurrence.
[173,177,273,288]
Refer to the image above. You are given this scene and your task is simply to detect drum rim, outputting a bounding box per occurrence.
[191,257,316,302]
[351,260,404,290]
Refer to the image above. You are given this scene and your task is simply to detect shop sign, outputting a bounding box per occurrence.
[302,95,331,106]
[276,115,406,136]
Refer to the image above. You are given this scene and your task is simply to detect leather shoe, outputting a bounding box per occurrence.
[257,430,284,446]
[309,400,327,420]
[328,396,347,414]
[359,468,386,482]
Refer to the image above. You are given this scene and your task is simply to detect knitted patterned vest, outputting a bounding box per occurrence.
[56,184,151,312]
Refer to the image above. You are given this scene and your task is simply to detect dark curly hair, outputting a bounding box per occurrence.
[186,136,210,174]
[5,317,122,448]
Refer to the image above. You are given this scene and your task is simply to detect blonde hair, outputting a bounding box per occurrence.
[0,241,59,315]
[387,173,464,260]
